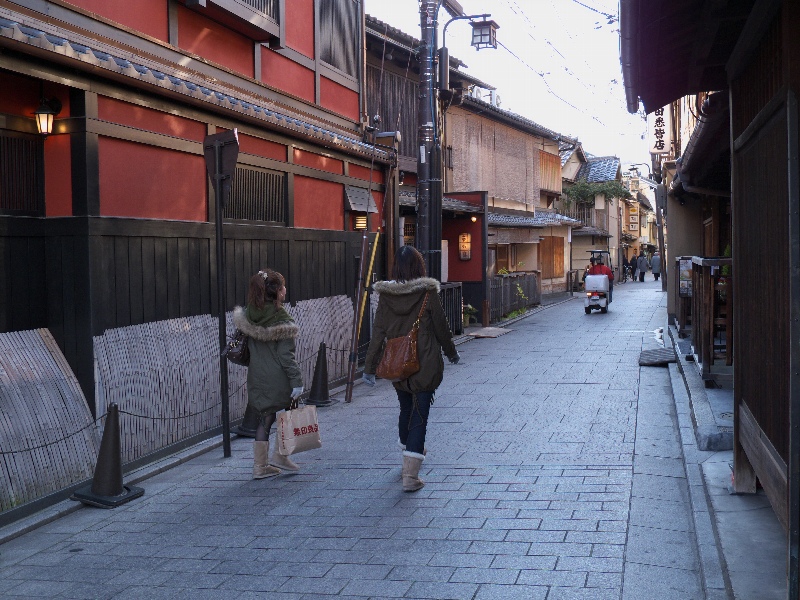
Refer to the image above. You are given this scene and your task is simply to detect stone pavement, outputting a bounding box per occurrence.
[0,279,722,599]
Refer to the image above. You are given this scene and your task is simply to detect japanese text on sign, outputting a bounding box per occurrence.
[647,107,672,155]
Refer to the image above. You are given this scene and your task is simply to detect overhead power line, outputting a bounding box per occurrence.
[495,39,608,127]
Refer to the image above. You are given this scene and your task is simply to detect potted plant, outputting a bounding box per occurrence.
[463,303,478,328]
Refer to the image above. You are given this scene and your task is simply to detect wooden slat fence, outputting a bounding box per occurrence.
[489,272,541,322]
[0,329,99,513]
[440,282,464,336]
[94,296,356,464]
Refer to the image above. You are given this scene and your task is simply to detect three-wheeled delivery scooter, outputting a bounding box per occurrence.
[584,250,612,314]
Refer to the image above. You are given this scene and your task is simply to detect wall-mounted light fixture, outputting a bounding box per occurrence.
[354,215,368,230]
[470,215,477,222]
[458,232,472,260]
[34,97,62,137]
[470,20,499,50]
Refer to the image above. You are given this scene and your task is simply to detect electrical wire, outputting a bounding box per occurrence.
[495,39,608,127]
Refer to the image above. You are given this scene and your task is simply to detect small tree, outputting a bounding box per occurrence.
[564,179,632,205]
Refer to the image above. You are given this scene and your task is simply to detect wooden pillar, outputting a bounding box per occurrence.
[66,88,100,413]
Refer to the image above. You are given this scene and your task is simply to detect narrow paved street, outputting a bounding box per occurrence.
[0,280,706,599]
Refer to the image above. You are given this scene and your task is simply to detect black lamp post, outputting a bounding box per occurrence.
[417,1,497,280]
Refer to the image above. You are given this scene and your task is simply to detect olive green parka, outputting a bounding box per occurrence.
[233,305,303,414]
[364,277,457,393]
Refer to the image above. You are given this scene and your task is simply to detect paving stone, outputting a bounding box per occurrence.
[473,583,548,599]
[0,287,715,600]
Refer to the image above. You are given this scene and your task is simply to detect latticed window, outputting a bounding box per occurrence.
[0,131,44,216]
[224,165,285,223]
[239,0,279,21]
[319,0,359,77]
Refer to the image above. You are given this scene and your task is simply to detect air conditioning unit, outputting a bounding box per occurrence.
[470,87,483,100]
[489,90,501,107]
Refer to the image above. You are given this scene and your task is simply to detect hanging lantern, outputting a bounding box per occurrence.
[34,97,62,136]
[470,20,499,50]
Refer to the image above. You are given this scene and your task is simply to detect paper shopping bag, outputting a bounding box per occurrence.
[277,404,322,456]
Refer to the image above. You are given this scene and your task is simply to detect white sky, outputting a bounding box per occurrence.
[364,0,649,168]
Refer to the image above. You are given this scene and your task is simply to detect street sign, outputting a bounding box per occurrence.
[203,129,239,209]
[203,129,240,458]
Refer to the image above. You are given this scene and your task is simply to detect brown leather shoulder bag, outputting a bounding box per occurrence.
[376,293,428,382]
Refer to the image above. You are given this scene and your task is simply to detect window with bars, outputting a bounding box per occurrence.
[403,221,415,245]
[239,0,279,21]
[445,145,454,170]
[319,0,359,77]
[224,165,285,223]
[0,131,44,216]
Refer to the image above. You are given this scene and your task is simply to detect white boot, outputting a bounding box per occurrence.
[402,452,425,492]
[253,441,280,479]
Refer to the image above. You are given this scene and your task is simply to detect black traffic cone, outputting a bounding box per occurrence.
[71,403,144,508]
[306,342,335,407]
[232,404,261,437]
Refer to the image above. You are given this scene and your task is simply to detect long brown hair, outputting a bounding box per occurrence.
[248,269,285,310]
[391,245,426,282]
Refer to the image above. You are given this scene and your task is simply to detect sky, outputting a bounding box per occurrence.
[364,0,649,168]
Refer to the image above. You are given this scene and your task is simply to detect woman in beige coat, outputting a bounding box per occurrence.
[363,246,459,492]
[233,269,303,479]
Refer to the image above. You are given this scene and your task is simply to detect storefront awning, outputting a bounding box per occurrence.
[345,186,378,213]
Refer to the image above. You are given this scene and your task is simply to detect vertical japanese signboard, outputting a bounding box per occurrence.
[647,107,672,154]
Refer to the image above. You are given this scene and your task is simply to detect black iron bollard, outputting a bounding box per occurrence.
[306,342,334,407]
[232,404,260,438]
[71,403,144,508]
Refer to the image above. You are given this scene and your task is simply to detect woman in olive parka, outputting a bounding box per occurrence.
[233,269,304,479]
[363,246,460,492]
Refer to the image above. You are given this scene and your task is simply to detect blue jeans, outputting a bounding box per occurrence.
[397,390,433,455]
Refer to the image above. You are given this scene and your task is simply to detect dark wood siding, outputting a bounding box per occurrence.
[0,130,44,216]
[366,64,417,158]
[731,14,783,138]
[0,216,378,410]
[734,102,790,462]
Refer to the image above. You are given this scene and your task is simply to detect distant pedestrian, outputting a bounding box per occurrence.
[234,269,304,479]
[630,254,639,281]
[362,246,460,492]
[637,252,650,282]
[651,251,662,281]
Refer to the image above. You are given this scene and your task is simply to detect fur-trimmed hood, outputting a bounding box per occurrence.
[372,277,440,295]
[233,306,299,342]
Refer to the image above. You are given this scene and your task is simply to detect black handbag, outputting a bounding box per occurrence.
[224,329,250,367]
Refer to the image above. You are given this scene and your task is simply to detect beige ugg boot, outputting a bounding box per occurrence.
[402,452,425,492]
[270,440,299,471]
[253,441,280,479]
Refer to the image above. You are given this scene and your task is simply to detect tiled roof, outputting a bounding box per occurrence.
[572,226,611,238]
[0,11,392,162]
[398,191,482,213]
[488,212,578,228]
[558,137,583,167]
[461,96,560,140]
[575,156,621,182]
[637,191,653,211]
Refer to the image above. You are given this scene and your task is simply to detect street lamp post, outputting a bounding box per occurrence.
[416,0,439,279]
[416,2,497,280]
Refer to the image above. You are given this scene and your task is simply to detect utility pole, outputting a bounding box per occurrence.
[416,0,442,280]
